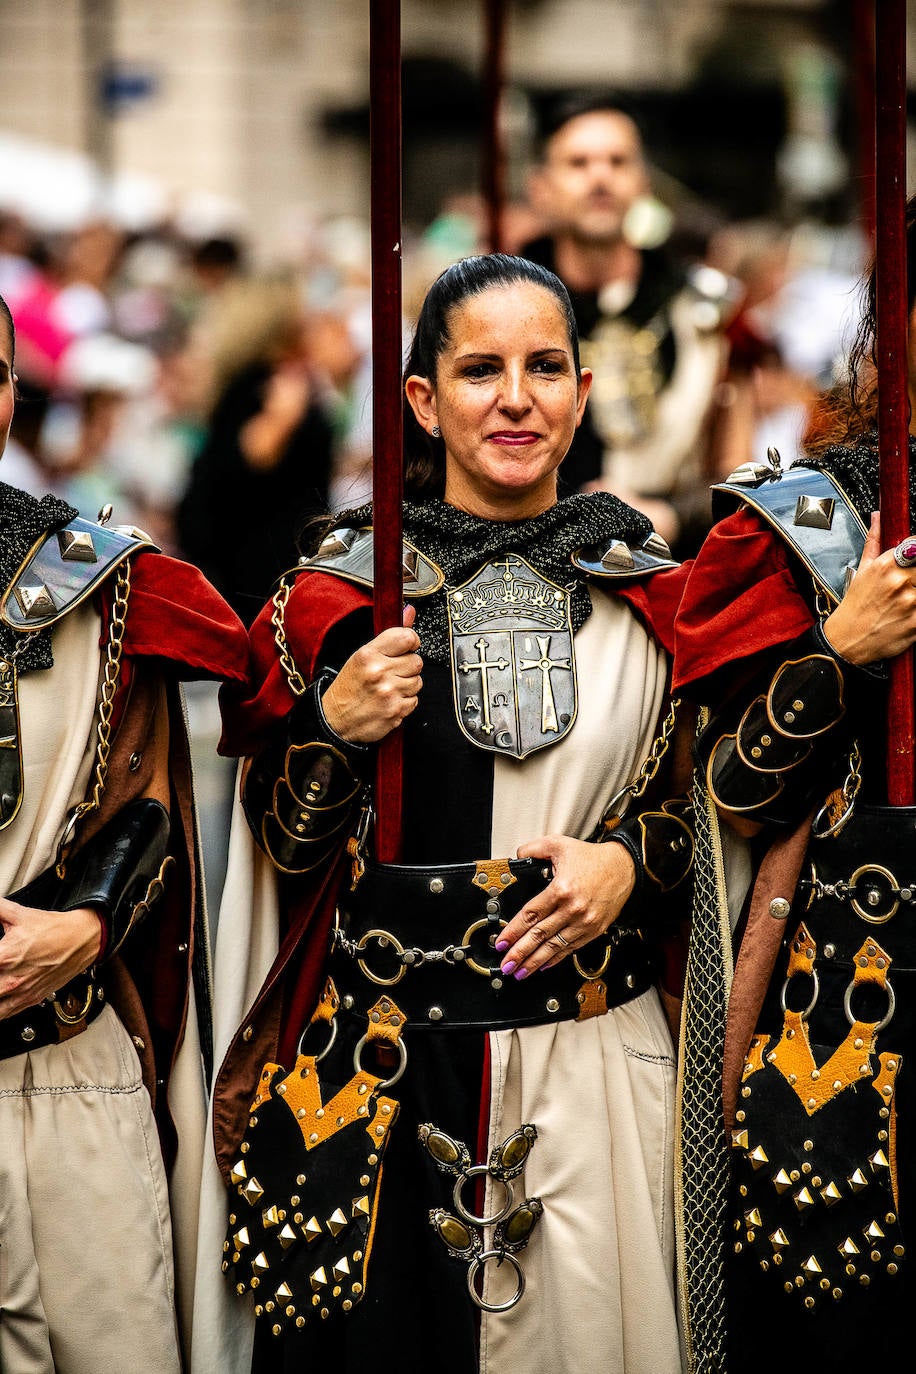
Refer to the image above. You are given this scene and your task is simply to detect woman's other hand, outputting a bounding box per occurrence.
[494,835,637,979]
[321,605,423,743]
[0,901,103,1019]
[824,512,916,665]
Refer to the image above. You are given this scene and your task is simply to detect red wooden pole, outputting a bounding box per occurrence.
[875,0,914,804]
[482,0,507,253]
[853,0,876,247]
[370,0,405,860]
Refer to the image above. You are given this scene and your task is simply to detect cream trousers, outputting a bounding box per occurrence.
[0,1005,182,1374]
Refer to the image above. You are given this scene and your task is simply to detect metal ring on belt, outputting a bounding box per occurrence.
[0,973,104,1060]
[332,857,657,1031]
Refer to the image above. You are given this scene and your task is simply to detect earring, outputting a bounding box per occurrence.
[431,426,441,438]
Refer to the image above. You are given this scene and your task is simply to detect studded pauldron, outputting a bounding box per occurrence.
[243,673,366,875]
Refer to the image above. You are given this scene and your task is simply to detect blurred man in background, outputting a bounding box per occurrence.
[522,94,732,557]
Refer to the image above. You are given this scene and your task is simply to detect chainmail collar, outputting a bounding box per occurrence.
[0,481,78,672]
[796,435,916,529]
[338,492,652,664]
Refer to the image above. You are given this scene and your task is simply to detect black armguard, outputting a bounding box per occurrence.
[697,624,870,825]
[243,672,365,874]
[597,798,694,899]
[10,798,172,960]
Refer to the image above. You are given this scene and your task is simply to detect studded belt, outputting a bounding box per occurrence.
[329,856,656,1031]
[0,972,105,1060]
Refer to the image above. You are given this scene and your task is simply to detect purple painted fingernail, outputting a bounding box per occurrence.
[514,967,529,981]
[500,959,517,975]
[494,940,509,952]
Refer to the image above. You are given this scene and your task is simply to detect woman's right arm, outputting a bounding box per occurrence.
[241,604,422,873]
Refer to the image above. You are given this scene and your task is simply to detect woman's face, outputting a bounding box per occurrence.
[406,281,591,519]
[0,324,14,458]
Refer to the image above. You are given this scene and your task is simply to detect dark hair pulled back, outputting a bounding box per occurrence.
[804,196,916,455]
[0,293,15,362]
[402,253,581,499]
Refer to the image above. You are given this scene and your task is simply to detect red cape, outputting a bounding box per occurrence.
[673,507,814,693]
[219,561,692,758]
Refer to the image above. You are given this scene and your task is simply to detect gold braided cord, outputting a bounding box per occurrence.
[676,731,734,1374]
[271,578,307,697]
[55,561,131,877]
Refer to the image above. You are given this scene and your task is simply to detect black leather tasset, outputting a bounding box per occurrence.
[329,855,657,1031]
[729,804,916,1309]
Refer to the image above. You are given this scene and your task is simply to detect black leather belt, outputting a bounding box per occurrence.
[330,856,657,1031]
[0,972,105,1061]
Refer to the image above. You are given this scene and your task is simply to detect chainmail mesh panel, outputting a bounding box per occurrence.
[677,758,733,1374]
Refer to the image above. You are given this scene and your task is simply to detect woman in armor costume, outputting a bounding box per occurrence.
[0,293,249,1373]
[197,254,694,1374]
[673,205,916,1372]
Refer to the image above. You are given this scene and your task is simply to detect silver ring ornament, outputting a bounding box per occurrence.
[779,968,820,1021]
[453,1166,515,1226]
[844,974,896,1033]
[466,1250,525,1312]
[893,538,916,568]
[553,931,571,949]
[352,1031,408,1088]
[296,1014,338,1061]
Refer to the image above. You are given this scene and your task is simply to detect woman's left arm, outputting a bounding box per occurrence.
[494,836,639,979]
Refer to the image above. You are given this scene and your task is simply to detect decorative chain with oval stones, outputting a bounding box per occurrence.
[419,1121,544,1314]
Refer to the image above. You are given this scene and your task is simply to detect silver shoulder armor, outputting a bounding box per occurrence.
[572,530,679,580]
[1,515,158,631]
[298,526,444,597]
[712,447,866,608]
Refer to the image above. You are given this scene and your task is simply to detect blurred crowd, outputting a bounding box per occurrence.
[0,143,865,626]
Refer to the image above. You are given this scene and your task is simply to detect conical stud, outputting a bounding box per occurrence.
[869,1149,890,1172]
[848,1169,868,1192]
[351,1195,370,1219]
[801,1255,822,1275]
[309,1267,328,1291]
[229,1160,248,1185]
[242,1177,264,1204]
[863,1221,885,1242]
[820,1182,842,1207]
[731,1129,749,1150]
[769,1229,789,1251]
[748,1146,769,1170]
[232,1227,250,1250]
[278,1225,297,1250]
[793,1187,815,1212]
[332,1256,351,1282]
[326,1208,347,1237]
[838,1238,860,1257]
[262,1205,280,1229]
[303,1216,322,1243]
[772,1169,792,1194]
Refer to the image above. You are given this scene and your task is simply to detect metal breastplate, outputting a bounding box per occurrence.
[447,554,577,760]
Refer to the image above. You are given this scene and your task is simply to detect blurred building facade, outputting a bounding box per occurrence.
[0,0,911,255]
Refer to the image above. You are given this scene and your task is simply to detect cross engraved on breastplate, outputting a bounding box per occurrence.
[519,636,572,734]
[458,638,510,736]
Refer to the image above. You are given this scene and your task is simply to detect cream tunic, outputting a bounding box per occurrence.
[194,585,682,1373]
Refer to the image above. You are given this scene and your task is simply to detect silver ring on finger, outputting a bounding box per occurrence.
[893,537,916,568]
[553,931,571,949]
